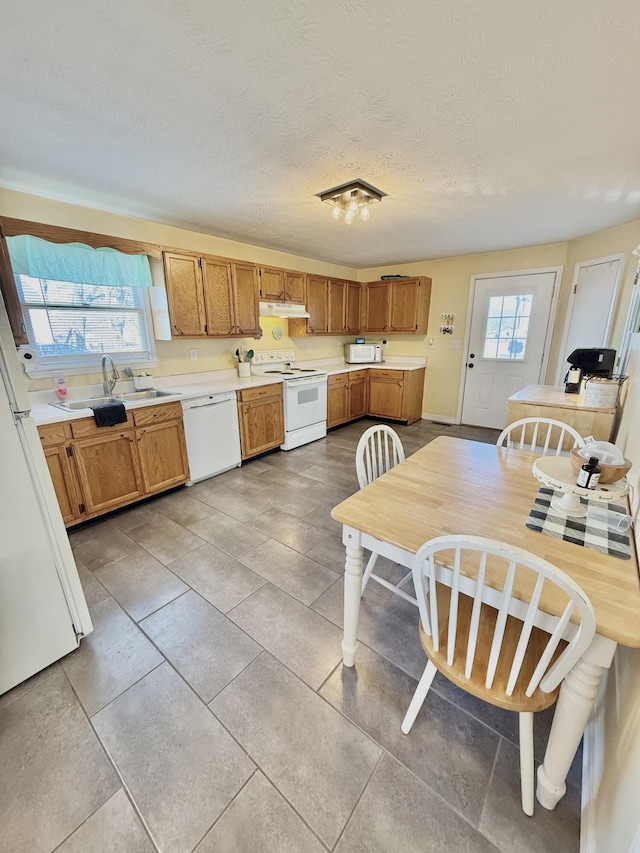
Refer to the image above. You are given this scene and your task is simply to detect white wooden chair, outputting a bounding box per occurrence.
[355,425,417,605]
[497,417,585,456]
[401,535,595,815]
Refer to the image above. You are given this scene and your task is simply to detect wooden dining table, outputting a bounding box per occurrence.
[331,435,640,810]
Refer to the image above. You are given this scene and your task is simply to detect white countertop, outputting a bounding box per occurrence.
[30,358,426,426]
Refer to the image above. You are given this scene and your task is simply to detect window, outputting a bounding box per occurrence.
[7,236,157,375]
[482,294,532,360]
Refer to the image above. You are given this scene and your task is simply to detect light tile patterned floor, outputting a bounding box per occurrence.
[0,419,582,852]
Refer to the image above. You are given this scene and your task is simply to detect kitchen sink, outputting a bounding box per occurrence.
[51,396,120,411]
[116,390,177,401]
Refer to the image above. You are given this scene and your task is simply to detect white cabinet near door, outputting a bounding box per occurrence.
[461,269,560,429]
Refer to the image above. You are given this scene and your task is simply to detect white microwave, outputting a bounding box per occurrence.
[344,343,383,363]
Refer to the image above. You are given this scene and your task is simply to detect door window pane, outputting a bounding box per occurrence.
[482,294,532,360]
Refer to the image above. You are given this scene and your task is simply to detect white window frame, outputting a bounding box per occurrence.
[16,277,158,378]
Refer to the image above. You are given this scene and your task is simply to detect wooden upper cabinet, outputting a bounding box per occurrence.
[328,280,347,335]
[260,267,285,301]
[306,276,329,334]
[364,277,431,334]
[0,225,28,345]
[231,262,260,336]
[284,271,305,304]
[346,282,362,335]
[365,281,390,333]
[163,253,206,337]
[389,278,431,333]
[202,258,234,336]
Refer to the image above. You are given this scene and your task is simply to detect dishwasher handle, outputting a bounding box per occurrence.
[182,395,235,410]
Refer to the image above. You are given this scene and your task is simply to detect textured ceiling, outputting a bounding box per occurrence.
[1,0,639,267]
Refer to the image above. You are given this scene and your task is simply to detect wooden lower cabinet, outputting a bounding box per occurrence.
[137,420,190,494]
[38,402,190,526]
[43,445,83,525]
[327,371,368,428]
[366,368,426,425]
[74,431,144,515]
[237,385,285,459]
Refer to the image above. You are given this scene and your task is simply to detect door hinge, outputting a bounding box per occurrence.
[66,445,73,457]
[198,258,202,267]
[573,285,577,294]
[204,324,208,333]
[79,503,86,514]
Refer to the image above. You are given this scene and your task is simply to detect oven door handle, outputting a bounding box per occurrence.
[284,378,327,390]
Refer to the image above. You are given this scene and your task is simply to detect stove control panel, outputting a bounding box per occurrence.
[252,350,296,365]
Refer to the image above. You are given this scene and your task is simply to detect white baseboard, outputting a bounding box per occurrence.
[421,412,458,425]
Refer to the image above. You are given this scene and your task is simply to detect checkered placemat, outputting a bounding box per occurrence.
[526,487,631,560]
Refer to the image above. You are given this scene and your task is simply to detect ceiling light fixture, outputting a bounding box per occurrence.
[317,179,386,225]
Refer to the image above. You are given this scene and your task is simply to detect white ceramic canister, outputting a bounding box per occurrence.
[584,378,619,408]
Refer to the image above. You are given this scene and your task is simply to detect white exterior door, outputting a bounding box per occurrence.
[461,270,558,428]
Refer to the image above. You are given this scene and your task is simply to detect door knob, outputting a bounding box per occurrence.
[469,353,475,359]
[467,363,474,368]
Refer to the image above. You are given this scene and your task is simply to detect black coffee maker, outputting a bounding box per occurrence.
[564,348,616,394]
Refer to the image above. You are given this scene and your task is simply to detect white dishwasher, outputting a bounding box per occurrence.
[181,392,242,484]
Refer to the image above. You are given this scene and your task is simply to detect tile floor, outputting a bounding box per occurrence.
[0,419,582,853]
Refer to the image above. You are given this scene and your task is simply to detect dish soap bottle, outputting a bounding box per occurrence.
[54,374,68,403]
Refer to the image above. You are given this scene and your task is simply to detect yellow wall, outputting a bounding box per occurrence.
[0,188,358,390]
[2,187,639,417]
[361,244,569,417]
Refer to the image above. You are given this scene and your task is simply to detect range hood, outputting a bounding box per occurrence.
[259,301,310,319]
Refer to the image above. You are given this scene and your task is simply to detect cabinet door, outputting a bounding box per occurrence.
[306,276,329,334]
[367,376,405,420]
[284,271,306,304]
[232,263,260,336]
[43,445,83,525]
[202,258,234,336]
[346,283,362,335]
[238,397,284,459]
[137,420,190,494]
[389,279,421,332]
[74,432,144,515]
[365,282,390,333]
[260,267,285,301]
[348,377,368,420]
[328,280,346,335]
[327,375,349,428]
[163,253,207,337]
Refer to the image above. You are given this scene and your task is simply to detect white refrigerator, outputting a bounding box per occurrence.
[0,292,92,695]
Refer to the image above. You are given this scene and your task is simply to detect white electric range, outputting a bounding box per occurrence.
[251,350,328,450]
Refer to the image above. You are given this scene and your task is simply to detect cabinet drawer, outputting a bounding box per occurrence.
[132,402,184,427]
[368,369,406,382]
[38,421,73,447]
[71,413,135,438]
[237,383,282,403]
[348,370,368,382]
[328,372,349,387]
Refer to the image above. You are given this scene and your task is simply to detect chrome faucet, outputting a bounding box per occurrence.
[101,354,120,396]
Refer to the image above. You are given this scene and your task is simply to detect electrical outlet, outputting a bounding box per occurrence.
[189,348,197,361]
[450,340,460,350]
[307,343,313,350]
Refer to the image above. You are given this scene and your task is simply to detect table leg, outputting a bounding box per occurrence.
[342,525,364,667]
[536,635,617,809]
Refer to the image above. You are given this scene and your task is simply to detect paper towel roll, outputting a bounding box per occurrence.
[17,345,38,365]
